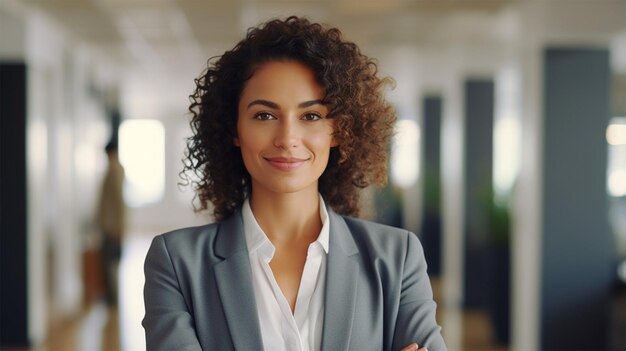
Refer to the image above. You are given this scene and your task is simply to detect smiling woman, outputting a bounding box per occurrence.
[182,17,397,223]
[235,61,337,197]
[142,16,447,351]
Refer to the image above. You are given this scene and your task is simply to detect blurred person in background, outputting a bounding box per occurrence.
[96,139,127,305]
[142,16,446,351]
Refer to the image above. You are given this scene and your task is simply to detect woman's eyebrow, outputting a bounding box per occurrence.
[298,99,325,108]
[246,99,325,110]
[247,99,278,109]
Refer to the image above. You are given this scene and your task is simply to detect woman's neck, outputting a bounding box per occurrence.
[249,187,322,244]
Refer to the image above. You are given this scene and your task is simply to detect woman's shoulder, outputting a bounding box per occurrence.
[332,215,427,277]
[337,214,423,254]
[149,222,221,258]
[341,215,412,239]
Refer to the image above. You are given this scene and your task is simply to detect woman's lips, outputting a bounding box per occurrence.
[264,157,308,171]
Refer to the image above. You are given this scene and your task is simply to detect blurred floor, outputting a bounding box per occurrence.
[431,277,508,351]
[1,301,120,351]
[3,231,509,351]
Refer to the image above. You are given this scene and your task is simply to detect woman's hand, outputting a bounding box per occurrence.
[400,342,428,351]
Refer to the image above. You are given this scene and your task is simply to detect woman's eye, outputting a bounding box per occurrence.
[254,112,275,120]
[302,113,322,121]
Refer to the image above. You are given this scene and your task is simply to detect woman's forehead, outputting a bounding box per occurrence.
[239,61,325,106]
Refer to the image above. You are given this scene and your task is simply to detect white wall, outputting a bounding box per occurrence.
[0,4,117,344]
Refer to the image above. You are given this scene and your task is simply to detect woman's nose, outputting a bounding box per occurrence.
[273,119,299,149]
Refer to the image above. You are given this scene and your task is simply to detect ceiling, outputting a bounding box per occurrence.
[5,0,626,116]
[15,0,517,67]
[13,0,626,71]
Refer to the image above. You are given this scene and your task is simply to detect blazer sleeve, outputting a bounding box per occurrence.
[391,232,447,351]
[142,235,202,351]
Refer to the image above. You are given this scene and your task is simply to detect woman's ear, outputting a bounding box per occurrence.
[233,137,240,147]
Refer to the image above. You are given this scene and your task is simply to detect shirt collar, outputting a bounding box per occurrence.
[242,195,330,255]
[317,195,330,253]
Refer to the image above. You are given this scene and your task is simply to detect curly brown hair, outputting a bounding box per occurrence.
[182,16,396,222]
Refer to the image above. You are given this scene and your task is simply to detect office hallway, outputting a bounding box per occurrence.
[2,1,626,350]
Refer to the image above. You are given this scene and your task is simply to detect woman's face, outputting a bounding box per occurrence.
[235,60,337,196]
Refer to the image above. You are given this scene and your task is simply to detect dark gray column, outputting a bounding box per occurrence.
[463,79,495,308]
[541,48,613,350]
[0,62,29,346]
[421,96,443,275]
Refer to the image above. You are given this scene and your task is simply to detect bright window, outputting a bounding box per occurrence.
[607,117,626,197]
[391,119,420,188]
[119,119,165,207]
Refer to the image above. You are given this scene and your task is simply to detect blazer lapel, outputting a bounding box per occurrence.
[321,209,360,350]
[213,209,264,350]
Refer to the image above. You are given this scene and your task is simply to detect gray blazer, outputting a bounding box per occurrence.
[143,207,447,351]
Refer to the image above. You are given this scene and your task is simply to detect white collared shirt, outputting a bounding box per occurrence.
[242,196,330,351]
